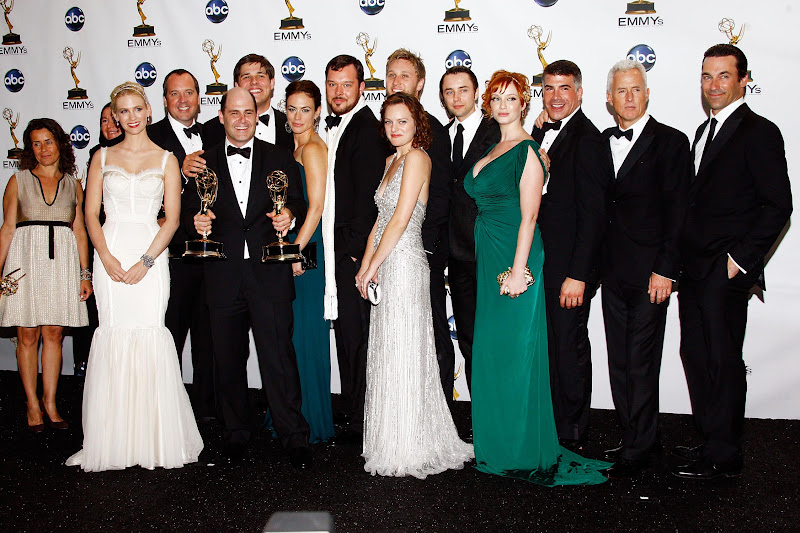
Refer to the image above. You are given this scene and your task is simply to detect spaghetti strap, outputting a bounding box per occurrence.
[100,146,107,171]
[160,150,170,171]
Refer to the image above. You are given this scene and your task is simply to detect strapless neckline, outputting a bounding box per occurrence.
[103,164,165,178]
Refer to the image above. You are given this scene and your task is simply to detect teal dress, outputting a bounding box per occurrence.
[464,139,610,485]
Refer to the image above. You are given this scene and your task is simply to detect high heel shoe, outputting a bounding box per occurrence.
[40,399,69,430]
[26,403,45,434]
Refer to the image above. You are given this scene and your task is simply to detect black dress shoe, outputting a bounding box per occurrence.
[672,444,702,462]
[288,447,312,470]
[604,457,655,479]
[671,456,742,480]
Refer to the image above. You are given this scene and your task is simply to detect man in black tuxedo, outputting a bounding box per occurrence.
[385,49,455,408]
[321,55,388,437]
[531,60,611,451]
[599,60,690,478]
[147,68,215,420]
[188,87,311,467]
[673,44,792,480]
[200,54,292,150]
[439,66,500,393]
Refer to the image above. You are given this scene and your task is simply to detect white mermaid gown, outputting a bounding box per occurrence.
[66,148,203,471]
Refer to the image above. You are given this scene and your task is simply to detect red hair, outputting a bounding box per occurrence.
[481,70,531,117]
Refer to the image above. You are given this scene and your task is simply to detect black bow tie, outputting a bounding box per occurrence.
[325,115,342,130]
[227,145,251,159]
[611,127,633,141]
[541,120,562,132]
[183,123,201,139]
[259,114,270,127]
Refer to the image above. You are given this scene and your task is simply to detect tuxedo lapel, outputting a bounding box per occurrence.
[459,118,489,176]
[548,109,584,160]
[696,104,748,177]
[214,148,244,222]
[244,143,265,222]
[616,118,656,181]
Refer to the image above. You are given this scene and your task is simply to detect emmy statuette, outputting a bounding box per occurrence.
[1,0,20,45]
[184,167,226,259]
[262,170,302,264]
[63,47,88,100]
[203,39,227,95]
[356,32,385,91]
[444,0,471,21]
[280,0,304,29]
[3,108,22,159]
[528,25,552,87]
[719,18,753,82]
[133,0,155,37]
[625,0,656,15]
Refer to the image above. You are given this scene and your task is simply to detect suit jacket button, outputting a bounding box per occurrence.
[243,227,250,232]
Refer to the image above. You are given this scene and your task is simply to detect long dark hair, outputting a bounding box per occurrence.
[19,118,77,176]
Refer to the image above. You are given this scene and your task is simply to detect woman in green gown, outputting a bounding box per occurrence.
[464,70,610,485]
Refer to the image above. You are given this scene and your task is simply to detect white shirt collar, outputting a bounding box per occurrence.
[619,112,650,142]
[455,107,482,133]
[167,113,197,137]
[709,96,745,129]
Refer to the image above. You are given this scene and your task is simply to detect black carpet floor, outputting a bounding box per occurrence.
[1,370,798,532]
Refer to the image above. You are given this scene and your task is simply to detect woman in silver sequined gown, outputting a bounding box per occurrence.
[356,93,473,479]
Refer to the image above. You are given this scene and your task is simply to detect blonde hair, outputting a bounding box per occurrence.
[110,81,149,112]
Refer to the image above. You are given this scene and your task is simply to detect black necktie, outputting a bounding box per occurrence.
[452,123,464,168]
[541,120,562,133]
[325,115,342,130]
[227,145,251,159]
[259,114,270,127]
[183,123,201,139]
[702,117,717,160]
[611,127,633,141]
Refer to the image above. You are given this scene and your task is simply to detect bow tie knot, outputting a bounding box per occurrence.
[227,145,252,159]
[183,123,201,139]
[325,115,342,130]
[541,120,562,132]
[611,127,633,141]
[259,114,270,127]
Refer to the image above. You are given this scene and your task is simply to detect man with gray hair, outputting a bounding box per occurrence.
[600,59,690,478]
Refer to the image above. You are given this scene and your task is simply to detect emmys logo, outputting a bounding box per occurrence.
[619,0,662,27]
[4,68,23,92]
[3,108,22,160]
[357,32,385,91]
[528,25,551,86]
[627,44,656,71]
[281,57,305,82]
[69,125,90,149]
[719,18,758,92]
[1,0,25,53]
[129,0,161,47]
[135,62,157,87]
[65,7,85,31]
[359,0,385,16]
[445,50,472,69]
[438,0,478,33]
[205,0,229,23]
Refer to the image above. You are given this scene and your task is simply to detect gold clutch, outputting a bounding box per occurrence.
[496,266,535,288]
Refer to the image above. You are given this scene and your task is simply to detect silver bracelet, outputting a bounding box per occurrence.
[80,268,92,281]
[140,254,155,269]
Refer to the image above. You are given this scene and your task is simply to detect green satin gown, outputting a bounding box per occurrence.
[464,139,610,485]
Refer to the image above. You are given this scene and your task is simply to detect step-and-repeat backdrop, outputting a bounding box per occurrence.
[1,0,797,419]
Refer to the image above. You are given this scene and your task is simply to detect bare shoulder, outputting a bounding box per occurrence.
[406,148,431,166]
[303,137,328,160]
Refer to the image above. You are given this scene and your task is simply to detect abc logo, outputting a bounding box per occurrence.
[64,7,85,31]
[70,125,90,150]
[534,0,559,6]
[627,44,657,72]
[445,50,472,70]
[281,57,305,82]
[4,69,24,92]
[448,316,458,340]
[205,0,229,23]
[359,0,385,15]
[135,62,158,87]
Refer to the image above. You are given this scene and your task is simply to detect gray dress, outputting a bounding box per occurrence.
[0,169,88,327]
[362,153,473,478]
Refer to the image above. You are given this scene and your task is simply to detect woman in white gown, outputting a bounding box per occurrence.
[66,81,203,471]
[356,93,473,479]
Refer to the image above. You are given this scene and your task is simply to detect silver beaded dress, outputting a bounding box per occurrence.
[362,153,474,479]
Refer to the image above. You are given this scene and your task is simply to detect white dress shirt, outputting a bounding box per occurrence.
[609,114,650,176]
[168,113,203,156]
[255,107,276,145]
[540,107,580,195]
[225,138,254,259]
[449,108,483,161]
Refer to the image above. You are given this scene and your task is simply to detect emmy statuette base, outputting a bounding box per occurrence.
[364,78,386,91]
[133,25,156,37]
[67,88,88,100]
[7,148,22,160]
[532,74,544,87]
[2,33,21,45]
[183,239,226,259]
[206,83,228,96]
[280,17,304,29]
[626,2,656,14]
[444,9,471,21]
[262,241,303,264]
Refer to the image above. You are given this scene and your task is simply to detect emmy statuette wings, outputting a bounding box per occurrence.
[184,167,226,259]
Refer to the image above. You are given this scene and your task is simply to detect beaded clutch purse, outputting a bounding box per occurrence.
[496,267,535,289]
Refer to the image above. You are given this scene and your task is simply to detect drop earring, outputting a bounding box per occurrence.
[285,120,293,134]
